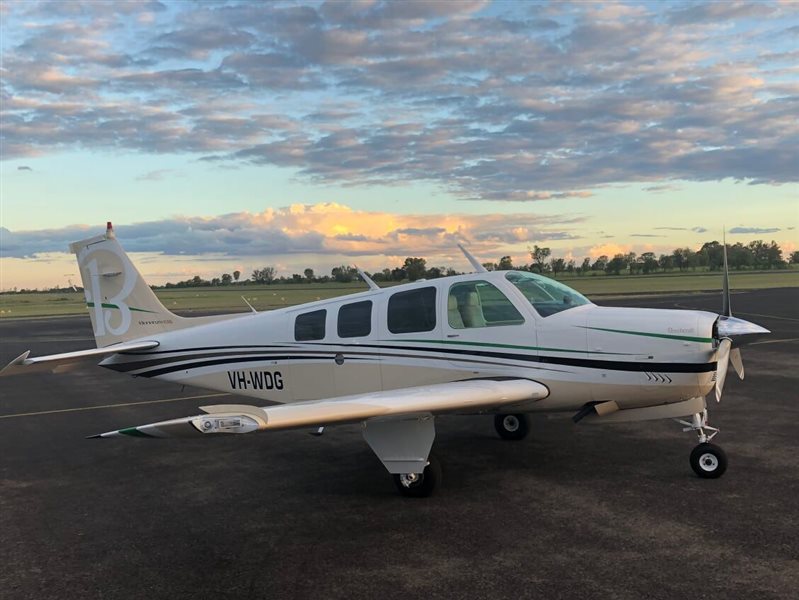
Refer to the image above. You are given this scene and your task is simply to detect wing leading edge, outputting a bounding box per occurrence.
[89,378,548,439]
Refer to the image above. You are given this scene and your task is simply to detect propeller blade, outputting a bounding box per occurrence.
[730,347,744,380]
[715,338,731,403]
[722,231,732,317]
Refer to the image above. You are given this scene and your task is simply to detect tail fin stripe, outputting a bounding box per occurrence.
[86,302,158,314]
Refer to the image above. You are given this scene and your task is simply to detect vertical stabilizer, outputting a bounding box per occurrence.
[70,222,182,347]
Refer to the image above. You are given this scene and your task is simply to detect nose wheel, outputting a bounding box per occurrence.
[677,409,728,479]
[690,443,727,478]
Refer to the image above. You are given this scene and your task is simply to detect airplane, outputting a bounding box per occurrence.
[2,223,770,497]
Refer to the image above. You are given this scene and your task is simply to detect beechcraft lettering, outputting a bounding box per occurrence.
[138,319,174,327]
[227,370,284,391]
[1,223,770,497]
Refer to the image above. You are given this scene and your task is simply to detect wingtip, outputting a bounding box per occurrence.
[86,433,103,439]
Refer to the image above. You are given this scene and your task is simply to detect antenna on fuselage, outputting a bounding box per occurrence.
[356,266,380,291]
[241,296,257,313]
[457,244,488,273]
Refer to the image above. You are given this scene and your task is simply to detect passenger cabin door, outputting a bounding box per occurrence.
[443,279,535,375]
[331,298,382,396]
[378,285,443,390]
[288,307,333,401]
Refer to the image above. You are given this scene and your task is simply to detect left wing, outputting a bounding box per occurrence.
[90,378,548,438]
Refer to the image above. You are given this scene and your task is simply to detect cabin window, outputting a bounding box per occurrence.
[388,287,437,334]
[505,271,590,317]
[338,300,372,338]
[448,281,525,329]
[294,309,326,341]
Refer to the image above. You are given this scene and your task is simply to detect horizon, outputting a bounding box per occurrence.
[2,1,798,289]
[1,224,792,292]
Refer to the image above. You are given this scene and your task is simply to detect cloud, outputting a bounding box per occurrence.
[394,227,447,236]
[729,226,781,234]
[630,234,665,238]
[17,165,32,171]
[666,1,777,26]
[1,2,798,198]
[643,184,680,193]
[135,169,177,181]
[586,242,634,259]
[654,226,708,233]
[0,202,584,259]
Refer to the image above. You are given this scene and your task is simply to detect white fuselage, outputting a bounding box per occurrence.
[101,271,719,413]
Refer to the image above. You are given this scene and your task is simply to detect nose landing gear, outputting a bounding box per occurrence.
[677,410,728,479]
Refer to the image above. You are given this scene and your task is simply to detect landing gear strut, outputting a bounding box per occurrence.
[494,413,529,441]
[677,410,727,479]
[393,455,441,497]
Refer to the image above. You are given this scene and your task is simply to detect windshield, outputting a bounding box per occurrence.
[505,271,590,317]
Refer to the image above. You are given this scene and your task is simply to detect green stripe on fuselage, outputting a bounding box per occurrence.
[580,326,712,344]
[391,338,636,355]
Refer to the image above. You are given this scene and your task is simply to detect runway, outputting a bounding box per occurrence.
[1,288,797,599]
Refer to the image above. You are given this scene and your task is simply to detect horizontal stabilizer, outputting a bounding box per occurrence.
[1,340,159,377]
[90,378,548,439]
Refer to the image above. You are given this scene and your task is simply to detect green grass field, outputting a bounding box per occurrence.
[1,270,796,319]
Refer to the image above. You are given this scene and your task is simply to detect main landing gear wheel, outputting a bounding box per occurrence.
[690,443,728,479]
[393,455,441,498]
[494,414,529,441]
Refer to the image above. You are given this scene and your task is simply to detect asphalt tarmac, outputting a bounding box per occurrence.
[1,288,797,599]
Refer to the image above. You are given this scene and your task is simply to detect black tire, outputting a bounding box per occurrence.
[393,455,441,498]
[494,413,529,441]
[690,443,728,479]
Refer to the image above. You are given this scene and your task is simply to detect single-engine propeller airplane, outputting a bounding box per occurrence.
[3,223,770,496]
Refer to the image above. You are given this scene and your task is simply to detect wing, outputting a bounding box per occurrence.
[90,378,548,438]
[1,340,159,376]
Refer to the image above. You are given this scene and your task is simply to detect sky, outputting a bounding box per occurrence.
[1,0,797,290]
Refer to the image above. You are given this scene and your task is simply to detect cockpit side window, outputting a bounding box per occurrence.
[448,281,525,329]
[505,271,590,317]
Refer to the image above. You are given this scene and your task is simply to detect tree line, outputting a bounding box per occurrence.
[4,239,792,294]
[516,240,793,277]
[158,239,795,288]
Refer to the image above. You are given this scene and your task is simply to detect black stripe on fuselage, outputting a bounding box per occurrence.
[105,354,377,378]
[108,348,576,377]
[108,349,325,373]
[324,342,716,374]
[108,342,715,377]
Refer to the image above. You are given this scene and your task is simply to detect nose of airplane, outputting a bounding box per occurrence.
[714,315,770,345]
[710,314,769,403]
